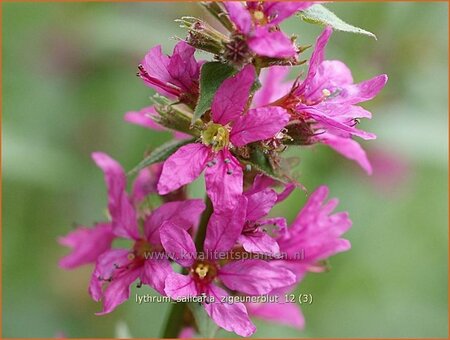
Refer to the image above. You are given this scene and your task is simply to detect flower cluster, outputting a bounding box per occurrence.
[59,2,386,337]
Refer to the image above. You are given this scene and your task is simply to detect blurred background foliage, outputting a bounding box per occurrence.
[2,2,448,338]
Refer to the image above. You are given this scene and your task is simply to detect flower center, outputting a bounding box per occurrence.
[131,239,153,260]
[201,123,230,152]
[191,260,217,285]
[252,10,268,25]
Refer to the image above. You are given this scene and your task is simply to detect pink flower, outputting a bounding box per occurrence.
[61,152,205,315]
[157,64,290,212]
[224,1,315,58]
[258,28,388,174]
[237,175,294,256]
[138,41,202,105]
[160,200,296,337]
[246,185,351,330]
[58,153,156,269]
[275,185,352,281]
[58,222,115,269]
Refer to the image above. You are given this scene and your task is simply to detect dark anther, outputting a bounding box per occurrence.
[226,170,233,175]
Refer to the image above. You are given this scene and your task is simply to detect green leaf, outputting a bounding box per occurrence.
[298,4,376,39]
[237,147,288,183]
[192,62,237,123]
[128,137,196,175]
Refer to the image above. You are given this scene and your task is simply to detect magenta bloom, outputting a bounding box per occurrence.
[246,185,351,330]
[275,185,352,280]
[69,153,205,315]
[238,175,294,256]
[224,1,315,58]
[138,41,202,103]
[58,153,156,269]
[257,28,388,174]
[160,202,296,337]
[58,222,116,269]
[157,64,289,212]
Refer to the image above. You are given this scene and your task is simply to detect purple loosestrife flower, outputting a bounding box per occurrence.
[275,185,352,280]
[58,153,156,269]
[261,28,387,174]
[137,41,202,106]
[224,1,315,58]
[246,185,352,330]
[157,64,289,212]
[237,175,294,256]
[160,200,296,337]
[70,153,205,315]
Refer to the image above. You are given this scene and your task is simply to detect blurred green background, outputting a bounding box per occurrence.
[2,2,448,338]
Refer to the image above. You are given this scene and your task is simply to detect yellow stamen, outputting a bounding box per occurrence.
[195,263,209,279]
[322,88,331,97]
[201,123,230,152]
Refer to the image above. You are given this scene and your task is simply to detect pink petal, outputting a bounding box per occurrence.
[264,2,315,25]
[141,45,179,98]
[211,64,255,125]
[124,106,164,131]
[157,143,209,195]
[131,165,161,205]
[164,272,198,299]
[245,188,277,221]
[319,133,372,174]
[160,221,196,267]
[95,268,140,315]
[248,28,296,58]
[247,301,305,329]
[58,223,115,269]
[303,107,376,140]
[296,27,332,94]
[246,174,275,194]
[168,41,200,93]
[278,186,353,265]
[332,74,388,105]
[144,199,206,244]
[231,107,290,146]
[204,284,256,337]
[253,66,292,107]
[238,232,280,256]
[205,151,243,213]
[302,60,354,102]
[142,45,171,82]
[204,196,248,254]
[219,259,296,295]
[141,257,173,295]
[91,152,139,240]
[276,183,295,203]
[223,2,252,34]
[89,249,132,302]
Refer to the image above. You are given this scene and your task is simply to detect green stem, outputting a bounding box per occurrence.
[161,301,186,338]
[160,195,213,338]
[195,195,213,251]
